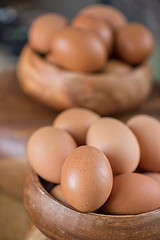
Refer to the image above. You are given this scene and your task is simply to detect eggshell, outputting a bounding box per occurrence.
[115,23,155,65]
[61,145,113,212]
[50,185,70,206]
[72,14,113,54]
[51,26,106,72]
[102,173,160,214]
[143,172,160,184]
[27,126,77,183]
[127,114,160,171]
[86,117,140,175]
[78,4,127,32]
[46,52,59,65]
[53,107,100,145]
[104,59,132,75]
[28,13,68,54]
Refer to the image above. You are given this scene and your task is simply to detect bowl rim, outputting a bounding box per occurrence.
[33,170,160,219]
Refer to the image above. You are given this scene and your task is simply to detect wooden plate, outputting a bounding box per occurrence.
[24,171,160,240]
[16,45,153,115]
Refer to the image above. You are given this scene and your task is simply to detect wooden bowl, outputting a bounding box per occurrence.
[24,171,160,240]
[17,45,153,116]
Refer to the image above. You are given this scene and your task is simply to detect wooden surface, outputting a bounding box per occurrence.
[0,68,59,240]
[0,68,160,239]
[25,225,49,240]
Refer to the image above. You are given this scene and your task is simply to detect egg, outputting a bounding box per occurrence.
[115,23,155,65]
[102,173,160,214]
[46,52,59,65]
[27,126,77,183]
[28,13,68,54]
[143,173,160,184]
[61,145,113,212]
[104,59,132,75]
[72,14,113,54]
[50,185,70,206]
[127,114,160,171]
[78,4,127,32]
[51,26,106,72]
[53,107,100,145]
[86,117,140,175]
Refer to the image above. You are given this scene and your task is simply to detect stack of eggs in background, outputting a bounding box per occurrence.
[27,107,160,215]
[28,4,154,72]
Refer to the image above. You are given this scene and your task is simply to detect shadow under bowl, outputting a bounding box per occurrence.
[24,171,160,240]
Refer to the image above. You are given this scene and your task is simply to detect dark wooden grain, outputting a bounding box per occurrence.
[24,171,160,240]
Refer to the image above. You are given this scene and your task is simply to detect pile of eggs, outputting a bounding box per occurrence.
[27,107,160,215]
[28,4,155,73]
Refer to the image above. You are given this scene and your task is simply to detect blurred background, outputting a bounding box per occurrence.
[0,0,159,80]
[0,1,159,239]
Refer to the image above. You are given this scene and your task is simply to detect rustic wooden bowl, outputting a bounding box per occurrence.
[24,171,160,240]
[17,45,153,116]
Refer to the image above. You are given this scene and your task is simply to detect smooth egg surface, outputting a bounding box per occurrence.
[78,4,127,32]
[50,185,70,206]
[51,26,106,72]
[27,126,77,183]
[29,13,68,53]
[102,173,160,214]
[53,107,100,145]
[143,172,160,184]
[115,23,155,64]
[127,114,160,171]
[86,117,140,175]
[72,14,113,54]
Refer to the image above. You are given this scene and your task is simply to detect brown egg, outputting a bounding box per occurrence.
[61,145,113,212]
[78,4,127,32]
[115,23,155,65]
[104,59,132,74]
[143,173,160,184]
[46,52,59,66]
[127,114,160,171]
[27,126,77,183]
[51,26,106,72]
[53,107,100,145]
[102,173,160,215]
[50,185,70,206]
[28,13,68,54]
[72,14,113,54]
[86,117,140,175]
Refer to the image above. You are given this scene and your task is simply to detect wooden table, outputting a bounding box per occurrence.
[0,68,160,239]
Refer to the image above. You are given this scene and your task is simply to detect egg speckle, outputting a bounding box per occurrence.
[61,145,113,212]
